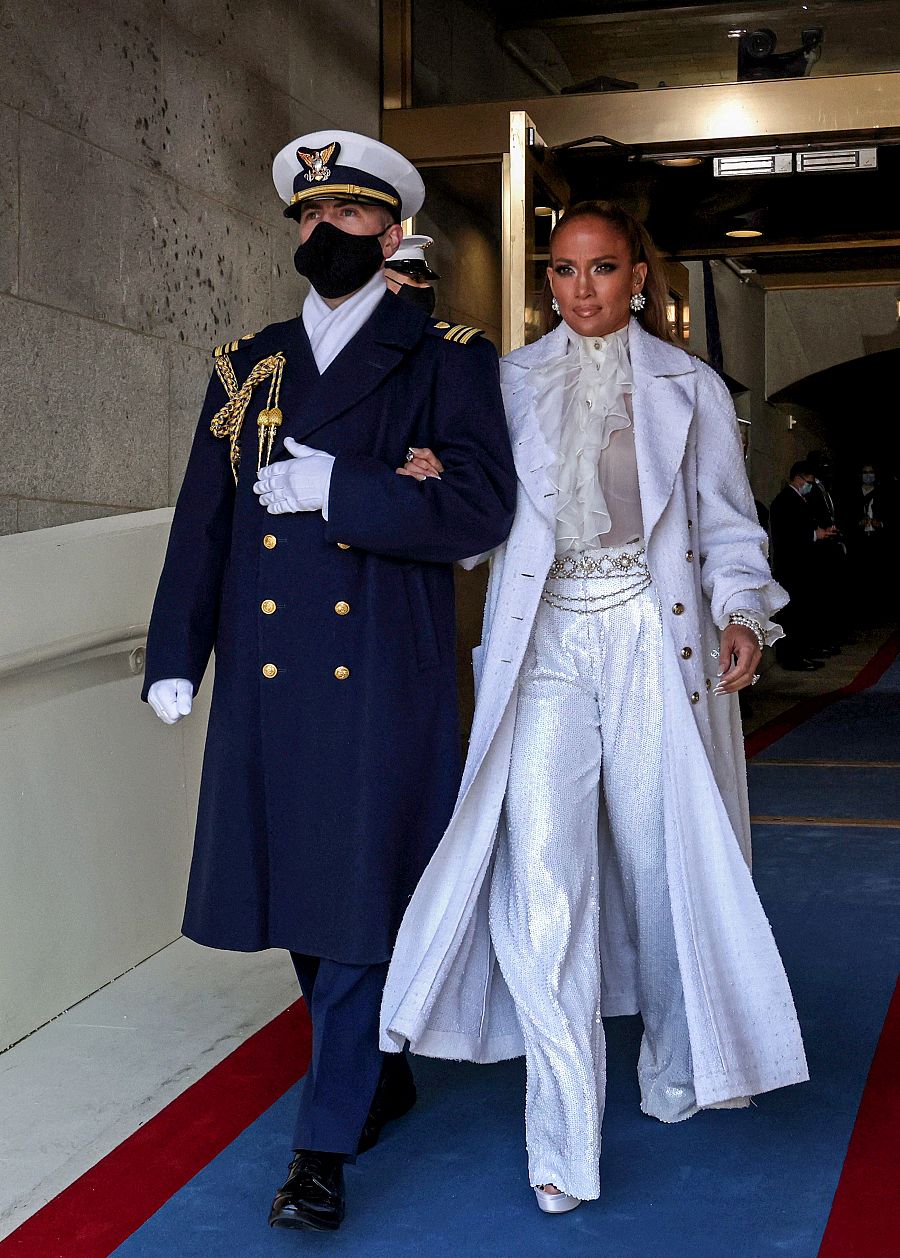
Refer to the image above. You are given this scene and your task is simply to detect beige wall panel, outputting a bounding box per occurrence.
[292,0,381,134]
[161,0,298,93]
[160,20,299,228]
[766,286,900,398]
[268,226,308,326]
[168,342,211,501]
[0,0,163,169]
[0,104,17,296]
[19,116,165,331]
[152,182,273,349]
[0,497,16,537]
[0,511,212,1046]
[0,295,168,508]
[16,501,132,531]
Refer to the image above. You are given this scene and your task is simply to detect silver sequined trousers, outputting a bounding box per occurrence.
[489,545,696,1201]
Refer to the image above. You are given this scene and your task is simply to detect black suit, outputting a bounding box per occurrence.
[770,484,817,661]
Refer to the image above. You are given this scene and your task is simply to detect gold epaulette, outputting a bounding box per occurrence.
[213,332,256,359]
[433,321,484,345]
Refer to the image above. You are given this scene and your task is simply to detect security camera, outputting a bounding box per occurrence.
[738,27,823,81]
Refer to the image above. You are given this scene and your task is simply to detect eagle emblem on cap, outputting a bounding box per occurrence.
[296,141,339,184]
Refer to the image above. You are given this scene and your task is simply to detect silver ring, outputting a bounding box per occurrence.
[405,448,416,463]
[751,674,760,686]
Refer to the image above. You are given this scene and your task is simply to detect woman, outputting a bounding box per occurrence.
[383,201,808,1212]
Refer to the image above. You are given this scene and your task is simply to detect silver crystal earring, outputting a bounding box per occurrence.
[630,291,646,313]
[551,295,560,315]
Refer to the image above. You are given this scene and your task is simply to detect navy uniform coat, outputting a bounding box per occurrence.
[143,292,516,964]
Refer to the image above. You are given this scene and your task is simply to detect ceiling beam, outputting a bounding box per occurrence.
[382,71,900,160]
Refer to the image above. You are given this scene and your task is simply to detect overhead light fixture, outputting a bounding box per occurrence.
[654,156,702,167]
[725,209,766,239]
[795,147,877,173]
[534,206,554,217]
[714,153,792,177]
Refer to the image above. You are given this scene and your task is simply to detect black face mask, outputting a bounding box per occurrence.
[395,284,436,316]
[293,220,388,299]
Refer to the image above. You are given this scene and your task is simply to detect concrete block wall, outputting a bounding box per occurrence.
[0,0,380,535]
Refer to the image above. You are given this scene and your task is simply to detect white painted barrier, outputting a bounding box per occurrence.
[0,511,210,1049]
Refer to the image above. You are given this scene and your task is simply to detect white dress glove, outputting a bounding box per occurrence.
[253,438,335,516]
[148,678,194,724]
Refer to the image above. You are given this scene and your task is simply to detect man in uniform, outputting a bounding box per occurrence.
[142,129,515,1232]
[384,233,440,315]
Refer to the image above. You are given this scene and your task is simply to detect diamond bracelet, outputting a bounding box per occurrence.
[728,613,766,652]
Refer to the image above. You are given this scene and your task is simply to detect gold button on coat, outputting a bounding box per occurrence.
[681,646,692,659]
[261,599,276,615]
[337,542,350,550]
[263,534,277,549]
[706,678,712,691]
[334,666,350,680]
[262,663,278,679]
[691,691,700,704]
[685,550,694,561]
[334,601,350,616]
[672,602,685,615]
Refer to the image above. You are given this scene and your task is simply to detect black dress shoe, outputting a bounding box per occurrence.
[268,1150,345,1231]
[357,1055,417,1154]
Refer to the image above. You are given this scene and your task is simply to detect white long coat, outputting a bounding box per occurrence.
[381,320,809,1107]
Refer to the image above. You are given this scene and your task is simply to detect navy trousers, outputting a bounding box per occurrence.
[290,953,388,1160]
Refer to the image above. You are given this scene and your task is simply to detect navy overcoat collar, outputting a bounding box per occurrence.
[286,291,430,444]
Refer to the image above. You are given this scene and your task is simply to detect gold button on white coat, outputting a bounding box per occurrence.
[681,646,692,659]
[691,691,700,704]
[263,534,277,549]
[672,602,685,615]
[261,599,276,615]
[685,549,694,561]
[334,666,350,680]
[262,663,278,679]
[334,601,350,616]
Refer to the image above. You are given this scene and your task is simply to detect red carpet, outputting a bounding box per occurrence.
[816,977,900,1258]
[0,1002,311,1258]
[2,633,898,1256]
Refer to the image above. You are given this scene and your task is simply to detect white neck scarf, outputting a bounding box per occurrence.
[302,269,388,374]
[530,321,634,551]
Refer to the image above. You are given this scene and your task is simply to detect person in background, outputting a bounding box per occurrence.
[846,462,894,623]
[770,460,837,670]
[384,233,440,315]
[805,449,848,654]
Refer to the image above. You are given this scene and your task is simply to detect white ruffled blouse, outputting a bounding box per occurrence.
[531,321,643,555]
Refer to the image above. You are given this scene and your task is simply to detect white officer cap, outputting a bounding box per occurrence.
[272,130,425,222]
[387,234,440,280]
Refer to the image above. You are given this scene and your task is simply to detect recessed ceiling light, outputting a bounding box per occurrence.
[725,228,764,238]
[654,157,702,167]
[534,206,554,217]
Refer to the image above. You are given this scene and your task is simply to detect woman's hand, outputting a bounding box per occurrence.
[396,446,444,481]
[714,625,762,695]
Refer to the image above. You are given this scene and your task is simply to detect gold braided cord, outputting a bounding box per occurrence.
[210,352,286,483]
[289,183,400,208]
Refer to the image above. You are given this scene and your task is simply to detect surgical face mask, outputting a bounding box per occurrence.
[862,473,876,485]
[395,284,436,316]
[799,481,813,495]
[293,220,389,299]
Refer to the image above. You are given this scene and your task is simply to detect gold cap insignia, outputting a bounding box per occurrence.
[297,141,339,185]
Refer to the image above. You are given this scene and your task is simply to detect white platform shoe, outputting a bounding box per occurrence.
[534,1185,581,1214]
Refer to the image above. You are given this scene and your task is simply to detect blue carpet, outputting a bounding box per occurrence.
[112,664,900,1257]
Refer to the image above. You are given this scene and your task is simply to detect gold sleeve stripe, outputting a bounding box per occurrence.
[443,324,483,344]
[213,333,255,358]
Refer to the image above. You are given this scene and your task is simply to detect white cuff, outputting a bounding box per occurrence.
[320,455,335,521]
